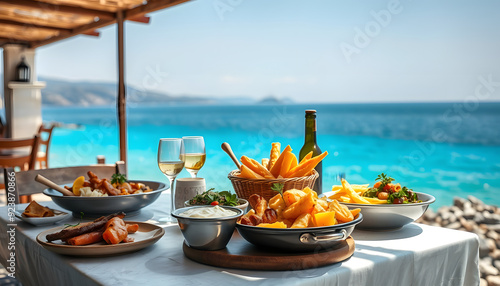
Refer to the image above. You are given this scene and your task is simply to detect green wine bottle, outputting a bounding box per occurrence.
[299,109,322,194]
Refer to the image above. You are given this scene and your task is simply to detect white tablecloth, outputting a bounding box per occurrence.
[0,193,480,286]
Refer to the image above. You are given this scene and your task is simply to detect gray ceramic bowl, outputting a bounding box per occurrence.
[43,180,167,217]
[340,192,435,230]
[236,213,363,252]
[184,198,249,212]
[172,206,244,250]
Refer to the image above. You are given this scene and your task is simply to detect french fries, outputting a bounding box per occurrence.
[328,178,387,204]
[268,142,281,170]
[240,156,274,179]
[237,143,328,179]
[282,192,316,220]
[328,200,354,223]
[279,151,296,178]
[286,151,328,178]
[240,165,265,179]
[269,145,292,178]
[283,189,306,207]
[291,213,311,228]
[238,187,361,229]
[342,179,370,204]
[261,158,269,168]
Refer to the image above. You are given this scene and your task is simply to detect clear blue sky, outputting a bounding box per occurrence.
[28,0,500,102]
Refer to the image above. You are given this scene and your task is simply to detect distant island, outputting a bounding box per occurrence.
[1,76,292,106]
[258,95,294,105]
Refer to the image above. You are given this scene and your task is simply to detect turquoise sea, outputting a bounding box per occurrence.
[42,102,500,210]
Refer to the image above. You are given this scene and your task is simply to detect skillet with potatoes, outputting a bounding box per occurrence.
[238,186,360,228]
[236,186,363,251]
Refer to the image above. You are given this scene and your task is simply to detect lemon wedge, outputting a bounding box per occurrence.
[72,176,85,196]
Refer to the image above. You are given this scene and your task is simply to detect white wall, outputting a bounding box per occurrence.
[2,44,43,138]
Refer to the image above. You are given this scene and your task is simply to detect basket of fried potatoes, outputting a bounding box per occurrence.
[228,142,327,201]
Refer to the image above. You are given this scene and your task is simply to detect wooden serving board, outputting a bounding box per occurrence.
[183,232,355,271]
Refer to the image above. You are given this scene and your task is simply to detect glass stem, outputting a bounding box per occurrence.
[169,177,176,213]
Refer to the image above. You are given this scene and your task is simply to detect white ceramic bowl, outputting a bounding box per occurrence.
[339,192,435,230]
[172,206,244,250]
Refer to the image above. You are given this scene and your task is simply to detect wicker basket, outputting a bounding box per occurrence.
[228,170,319,201]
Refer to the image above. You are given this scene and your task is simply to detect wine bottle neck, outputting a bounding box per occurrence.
[304,115,317,143]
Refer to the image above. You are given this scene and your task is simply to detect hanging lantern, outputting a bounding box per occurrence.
[16,56,30,82]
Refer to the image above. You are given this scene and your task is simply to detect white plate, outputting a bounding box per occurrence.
[15,208,70,226]
[36,221,165,257]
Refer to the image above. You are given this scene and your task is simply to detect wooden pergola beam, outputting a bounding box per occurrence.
[0,16,74,30]
[125,0,191,19]
[30,18,111,48]
[0,0,115,19]
[128,15,151,24]
[82,30,100,37]
[0,37,29,46]
[0,19,72,33]
[29,0,191,48]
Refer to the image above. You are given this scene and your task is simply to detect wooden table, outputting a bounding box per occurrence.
[0,193,480,286]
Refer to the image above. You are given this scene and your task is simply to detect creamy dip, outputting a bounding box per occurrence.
[180,206,237,218]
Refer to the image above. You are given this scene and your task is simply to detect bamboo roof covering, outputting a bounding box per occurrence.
[0,0,191,48]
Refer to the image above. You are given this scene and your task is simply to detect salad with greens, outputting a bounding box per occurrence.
[188,188,240,206]
[362,173,420,204]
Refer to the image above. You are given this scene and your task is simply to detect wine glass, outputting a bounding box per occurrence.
[181,136,206,178]
[158,138,185,223]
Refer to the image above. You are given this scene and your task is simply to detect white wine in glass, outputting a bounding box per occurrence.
[158,161,185,177]
[181,153,206,170]
[158,138,185,223]
[181,136,205,178]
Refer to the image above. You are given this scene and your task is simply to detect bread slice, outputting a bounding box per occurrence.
[23,201,54,217]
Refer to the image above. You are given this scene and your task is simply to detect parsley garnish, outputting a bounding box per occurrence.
[111,173,127,185]
[64,212,84,229]
[219,191,239,206]
[376,173,395,188]
[271,183,284,200]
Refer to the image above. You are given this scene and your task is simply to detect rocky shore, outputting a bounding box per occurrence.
[416,196,500,286]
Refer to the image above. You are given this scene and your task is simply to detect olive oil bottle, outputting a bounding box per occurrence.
[299,110,322,194]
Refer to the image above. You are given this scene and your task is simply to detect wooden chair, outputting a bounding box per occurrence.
[3,161,126,204]
[36,123,56,169]
[0,135,41,203]
[0,135,40,171]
